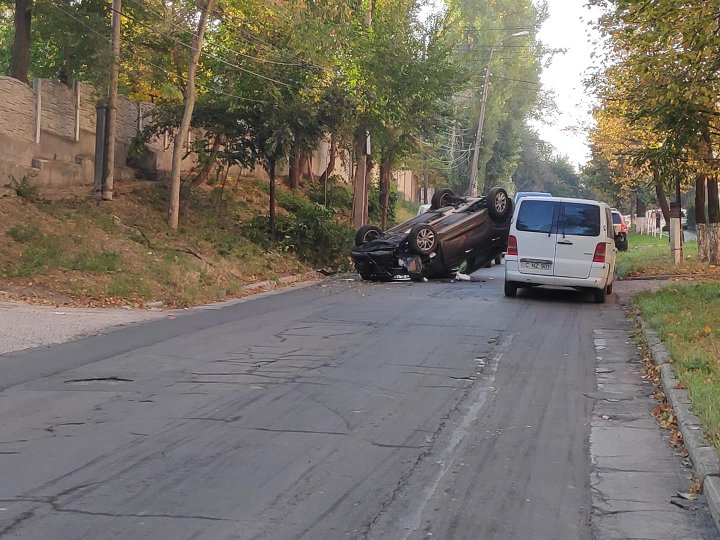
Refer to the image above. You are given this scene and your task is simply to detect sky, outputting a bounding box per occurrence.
[532,1,604,168]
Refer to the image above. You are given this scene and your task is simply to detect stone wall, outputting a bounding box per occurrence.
[0,76,35,142]
[0,76,418,201]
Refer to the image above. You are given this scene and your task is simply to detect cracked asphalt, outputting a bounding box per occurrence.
[0,267,717,539]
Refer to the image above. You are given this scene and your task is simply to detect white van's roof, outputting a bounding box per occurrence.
[517,195,607,206]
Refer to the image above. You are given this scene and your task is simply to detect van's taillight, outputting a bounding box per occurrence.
[593,242,606,263]
[507,235,518,256]
[621,222,628,233]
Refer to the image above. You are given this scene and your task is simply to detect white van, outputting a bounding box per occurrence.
[504,196,617,303]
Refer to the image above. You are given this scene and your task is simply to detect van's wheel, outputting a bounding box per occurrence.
[409,224,438,255]
[504,280,518,297]
[431,188,454,210]
[606,282,613,295]
[487,187,511,222]
[355,225,382,246]
[594,286,607,304]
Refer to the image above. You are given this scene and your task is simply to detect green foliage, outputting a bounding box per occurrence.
[7,223,42,243]
[6,174,39,200]
[306,177,353,213]
[71,251,121,272]
[243,203,354,270]
[368,182,397,225]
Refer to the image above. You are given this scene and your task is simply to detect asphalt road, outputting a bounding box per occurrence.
[0,266,717,539]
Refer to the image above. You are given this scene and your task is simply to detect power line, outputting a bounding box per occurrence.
[110,5,296,88]
[45,0,266,103]
[123,0,306,68]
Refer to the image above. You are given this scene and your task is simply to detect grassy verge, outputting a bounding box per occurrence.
[616,231,720,278]
[635,282,720,451]
[0,178,357,307]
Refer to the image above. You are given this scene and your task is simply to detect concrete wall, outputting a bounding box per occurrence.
[0,76,415,200]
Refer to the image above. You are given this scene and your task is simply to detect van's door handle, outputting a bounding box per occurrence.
[557,240,573,245]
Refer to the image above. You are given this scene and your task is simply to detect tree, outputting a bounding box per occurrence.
[590,0,720,263]
[167,0,214,230]
[8,0,31,82]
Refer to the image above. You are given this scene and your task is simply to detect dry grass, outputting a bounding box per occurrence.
[0,179,314,307]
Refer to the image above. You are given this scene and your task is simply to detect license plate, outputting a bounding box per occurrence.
[522,261,551,270]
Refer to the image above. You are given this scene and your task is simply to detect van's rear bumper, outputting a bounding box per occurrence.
[505,259,610,290]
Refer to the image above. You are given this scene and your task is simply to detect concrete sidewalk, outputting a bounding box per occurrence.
[0,301,169,355]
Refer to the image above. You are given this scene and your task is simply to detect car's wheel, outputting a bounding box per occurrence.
[504,280,518,297]
[594,286,607,304]
[494,254,503,265]
[431,188,454,210]
[606,282,613,295]
[408,223,438,255]
[355,225,382,246]
[487,187,512,222]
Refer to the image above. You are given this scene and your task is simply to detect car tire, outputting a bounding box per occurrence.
[487,187,512,222]
[355,225,382,246]
[494,254,503,265]
[606,282,613,295]
[504,280,518,297]
[408,223,438,255]
[431,188,454,210]
[594,286,607,304]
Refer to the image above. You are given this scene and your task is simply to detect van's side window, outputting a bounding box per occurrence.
[560,203,600,236]
[516,200,558,234]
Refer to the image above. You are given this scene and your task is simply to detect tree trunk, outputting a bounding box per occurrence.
[654,172,670,224]
[379,152,392,230]
[288,144,301,189]
[10,0,32,83]
[635,195,647,233]
[168,0,214,230]
[351,125,367,228]
[423,172,429,204]
[696,174,708,262]
[192,135,222,187]
[708,178,720,265]
[269,159,276,238]
[301,153,315,182]
[319,134,336,183]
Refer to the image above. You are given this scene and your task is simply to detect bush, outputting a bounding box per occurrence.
[368,182,398,225]
[8,224,43,243]
[243,203,354,270]
[307,176,353,213]
[6,174,39,200]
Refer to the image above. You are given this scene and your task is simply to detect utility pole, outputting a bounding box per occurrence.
[467,31,529,197]
[101,0,121,201]
[467,47,494,197]
[351,0,374,228]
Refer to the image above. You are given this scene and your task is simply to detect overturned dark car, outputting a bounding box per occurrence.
[351,187,514,281]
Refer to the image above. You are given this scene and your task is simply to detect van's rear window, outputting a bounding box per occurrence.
[561,203,601,236]
[516,200,557,233]
[612,213,622,224]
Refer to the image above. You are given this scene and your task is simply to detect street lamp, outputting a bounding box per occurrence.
[467,30,530,197]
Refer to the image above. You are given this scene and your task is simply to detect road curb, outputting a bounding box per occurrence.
[639,320,720,530]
